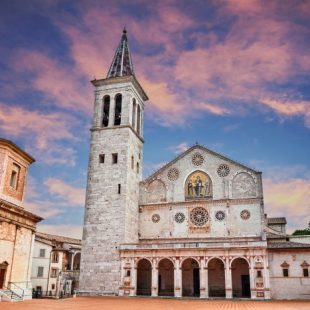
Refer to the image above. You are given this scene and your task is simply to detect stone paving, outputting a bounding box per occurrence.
[1,297,310,310]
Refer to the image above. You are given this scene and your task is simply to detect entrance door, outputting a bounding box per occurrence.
[0,267,6,289]
[193,268,200,297]
[241,275,250,297]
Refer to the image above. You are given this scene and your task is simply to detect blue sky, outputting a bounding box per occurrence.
[0,0,309,237]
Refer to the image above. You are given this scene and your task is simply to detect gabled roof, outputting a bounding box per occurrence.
[143,144,260,183]
[107,29,134,79]
[267,217,287,225]
[36,231,81,246]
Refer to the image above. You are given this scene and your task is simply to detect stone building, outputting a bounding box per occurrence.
[79,30,310,300]
[0,138,42,301]
[31,232,81,298]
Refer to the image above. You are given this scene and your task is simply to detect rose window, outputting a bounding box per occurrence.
[190,207,208,226]
[174,212,185,223]
[167,168,180,181]
[240,209,251,220]
[151,214,160,223]
[217,164,230,177]
[215,211,225,221]
[192,153,204,166]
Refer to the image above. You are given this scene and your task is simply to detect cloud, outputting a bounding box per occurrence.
[264,178,310,231]
[0,102,78,165]
[44,178,85,207]
[223,123,240,132]
[167,142,190,154]
[37,224,83,239]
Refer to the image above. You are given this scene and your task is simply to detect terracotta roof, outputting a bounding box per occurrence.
[36,231,81,245]
[143,144,260,183]
[267,217,287,224]
[0,138,35,163]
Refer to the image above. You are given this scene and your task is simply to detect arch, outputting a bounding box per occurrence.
[185,170,212,199]
[208,258,225,297]
[73,252,81,270]
[232,172,256,198]
[180,257,200,268]
[181,258,200,297]
[231,257,250,298]
[137,259,152,296]
[132,98,136,129]
[102,95,110,127]
[137,104,141,135]
[158,258,174,296]
[147,179,167,203]
[114,93,122,126]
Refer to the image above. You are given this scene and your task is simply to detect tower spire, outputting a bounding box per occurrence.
[107,29,134,78]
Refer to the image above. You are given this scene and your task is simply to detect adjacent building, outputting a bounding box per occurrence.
[0,139,42,301]
[31,232,81,298]
[79,30,310,300]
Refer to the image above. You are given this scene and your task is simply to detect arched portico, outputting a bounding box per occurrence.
[137,259,152,296]
[231,257,251,298]
[208,258,225,297]
[181,258,200,297]
[158,258,174,296]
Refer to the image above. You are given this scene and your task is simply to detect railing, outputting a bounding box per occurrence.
[8,282,24,300]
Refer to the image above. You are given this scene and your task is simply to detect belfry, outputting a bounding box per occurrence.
[79,30,310,300]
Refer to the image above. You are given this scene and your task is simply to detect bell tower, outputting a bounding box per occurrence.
[79,29,148,295]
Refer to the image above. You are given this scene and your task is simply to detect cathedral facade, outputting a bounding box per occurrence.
[79,30,310,300]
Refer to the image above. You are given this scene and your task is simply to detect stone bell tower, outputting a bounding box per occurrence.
[79,29,148,295]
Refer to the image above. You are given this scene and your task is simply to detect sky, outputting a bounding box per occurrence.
[0,0,309,238]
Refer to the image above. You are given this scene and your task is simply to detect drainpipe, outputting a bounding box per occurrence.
[9,225,19,285]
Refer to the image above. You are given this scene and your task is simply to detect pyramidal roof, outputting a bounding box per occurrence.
[107,29,134,78]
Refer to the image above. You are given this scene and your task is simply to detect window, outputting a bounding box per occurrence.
[126,270,131,277]
[131,156,134,169]
[39,249,46,258]
[10,163,20,189]
[51,284,55,290]
[50,268,58,278]
[37,267,44,277]
[52,252,58,263]
[36,286,42,292]
[283,268,289,277]
[114,94,122,126]
[112,153,118,164]
[136,162,139,174]
[257,270,262,278]
[137,105,141,135]
[102,96,110,127]
[303,268,309,277]
[118,184,121,194]
[99,154,105,164]
[132,99,136,129]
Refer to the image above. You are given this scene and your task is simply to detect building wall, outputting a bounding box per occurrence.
[268,250,310,299]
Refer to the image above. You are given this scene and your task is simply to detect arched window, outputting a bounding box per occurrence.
[132,99,136,129]
[137,104,141,135]
[114,94,122,126]
[185,170,212,199]
[102,96,110,127]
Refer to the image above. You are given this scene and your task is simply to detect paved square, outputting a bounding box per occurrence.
[1,297,310,310]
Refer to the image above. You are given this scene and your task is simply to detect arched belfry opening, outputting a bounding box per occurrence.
[158,259,174,296]
[231,258,251,298]
[185,170,212,200]
[137,259,152,296]
[132,98,136,129]
[137,104,141,135]
[102,95,110,127]
[181,258,200,297]
[114,93,122,126]
[208,258,226,297]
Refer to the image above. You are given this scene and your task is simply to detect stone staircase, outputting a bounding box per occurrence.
[0,289,23,302]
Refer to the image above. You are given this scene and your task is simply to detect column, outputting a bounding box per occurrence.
[263,256,271,299]
[108,95,115,127]
[119,260,126,297]
[93,91,101,127]
[129,261,137,296]
[225,257,232,298]
[199,258,207,298]
[249,256,256,299]
[70,253,75,271]
[151,261,158,297]
[174,259,181,297]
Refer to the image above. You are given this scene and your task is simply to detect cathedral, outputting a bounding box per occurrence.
[79,30,310,300]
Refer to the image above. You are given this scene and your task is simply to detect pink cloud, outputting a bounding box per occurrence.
[264,178,310,231]
[167,142,190,154]
[44,178,85,206]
